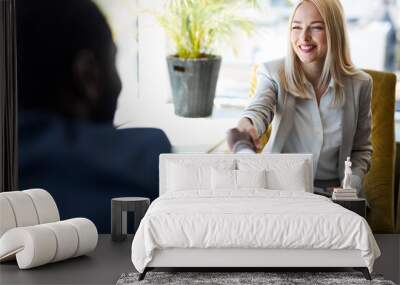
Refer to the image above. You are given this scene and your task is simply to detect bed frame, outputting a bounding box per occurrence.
[138,154,371,281]
[140,248,370,280]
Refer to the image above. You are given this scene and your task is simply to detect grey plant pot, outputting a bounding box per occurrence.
[167,55,222,118]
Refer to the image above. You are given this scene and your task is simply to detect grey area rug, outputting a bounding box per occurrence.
[116,272,396,285]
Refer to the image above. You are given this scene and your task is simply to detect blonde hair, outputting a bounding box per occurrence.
[280,0,359,106]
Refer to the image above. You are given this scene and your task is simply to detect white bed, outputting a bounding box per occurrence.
[131,154,380,280]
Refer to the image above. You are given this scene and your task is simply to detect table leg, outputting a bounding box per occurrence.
[133,201,149,234]
[111,201,126,242]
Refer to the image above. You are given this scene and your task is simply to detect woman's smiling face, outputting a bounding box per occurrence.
[290,1,327,65]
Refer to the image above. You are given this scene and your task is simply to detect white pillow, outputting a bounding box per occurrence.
[266,162,307,191]
[237,158,309,192]
[167,160,236,192]
[211,169,268,191]
[211,168,236,190]
[168,163,209,191]
[236,169,267,189]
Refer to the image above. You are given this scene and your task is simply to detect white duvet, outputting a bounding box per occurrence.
[131,190,380,273]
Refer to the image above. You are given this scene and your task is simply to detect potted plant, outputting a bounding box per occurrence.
[155,0,258,117]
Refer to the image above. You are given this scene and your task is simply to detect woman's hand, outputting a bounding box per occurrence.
[237,117,260,149]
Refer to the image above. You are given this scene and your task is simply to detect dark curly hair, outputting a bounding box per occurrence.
[17,0,116,115]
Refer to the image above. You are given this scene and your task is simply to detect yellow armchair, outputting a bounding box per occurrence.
[363,70,396,233]
[249,65,398,233]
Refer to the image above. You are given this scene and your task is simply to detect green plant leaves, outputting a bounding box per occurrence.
[155,0,260,59]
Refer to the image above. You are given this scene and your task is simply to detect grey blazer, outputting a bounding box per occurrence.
[242,59,373,184]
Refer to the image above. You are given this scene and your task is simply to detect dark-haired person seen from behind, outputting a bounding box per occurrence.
[17,0,171,233]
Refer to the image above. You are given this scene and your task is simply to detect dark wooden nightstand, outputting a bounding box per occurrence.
[332,198,366,219]
[111,197,150,242]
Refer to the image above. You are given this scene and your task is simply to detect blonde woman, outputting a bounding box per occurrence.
[227,0,372,196]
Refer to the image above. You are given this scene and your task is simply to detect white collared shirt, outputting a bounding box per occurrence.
[282,79,343,180]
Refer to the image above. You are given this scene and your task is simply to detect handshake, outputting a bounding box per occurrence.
[227,118,261,153]
[226,128,257,154]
